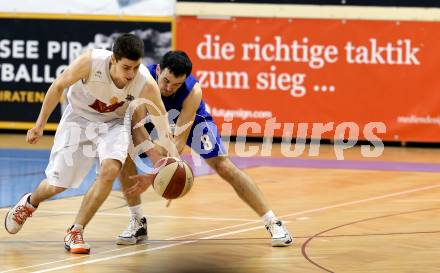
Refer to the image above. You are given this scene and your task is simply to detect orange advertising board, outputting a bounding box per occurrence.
[176,16,440,142]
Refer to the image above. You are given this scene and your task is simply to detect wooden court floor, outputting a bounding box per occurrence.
[0,134,439,273]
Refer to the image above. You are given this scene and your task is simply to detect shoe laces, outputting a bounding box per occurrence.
[266,220,287,238]
[68,229,85,245]
[122,217,140,236]
[12,205,33,225]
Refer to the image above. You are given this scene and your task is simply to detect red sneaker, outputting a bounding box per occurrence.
[64,226,91,254]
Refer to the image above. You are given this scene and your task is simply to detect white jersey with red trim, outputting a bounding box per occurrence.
[67,49,150,122]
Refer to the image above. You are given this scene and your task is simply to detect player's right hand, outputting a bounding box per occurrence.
[26,126,43,144]
[124,173,155,197]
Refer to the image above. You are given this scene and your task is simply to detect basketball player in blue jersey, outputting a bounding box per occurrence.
[117,51,293,247]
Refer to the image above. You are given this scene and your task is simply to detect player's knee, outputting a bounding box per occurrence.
[120,161,136,180]
[211,157,234,177]
[99,162,121,183]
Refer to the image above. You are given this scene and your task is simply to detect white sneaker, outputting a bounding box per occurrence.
[265,220,293,247]
[116,217,148,245]
[4,193,36,234]
[64,226,90,254]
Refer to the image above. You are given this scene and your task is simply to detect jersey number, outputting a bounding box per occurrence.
[201,135,213,151]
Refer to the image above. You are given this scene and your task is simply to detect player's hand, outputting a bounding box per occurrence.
[124,173,155,197]
[26,126,44,144]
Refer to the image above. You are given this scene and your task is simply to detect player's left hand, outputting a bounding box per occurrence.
[124,173,155,197]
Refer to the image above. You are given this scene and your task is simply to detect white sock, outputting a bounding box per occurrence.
[128,205,144,220]
[262,210,277,226]
[72,224,84,231]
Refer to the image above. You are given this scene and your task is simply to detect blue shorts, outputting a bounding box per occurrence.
[143,116,226,159]
[186,116,226,159]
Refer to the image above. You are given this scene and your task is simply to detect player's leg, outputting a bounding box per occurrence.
[5,116,94,236]
[65,121,129,253]
[64,158,121,254]
[120,156,142,207]
[205,156,292,246]
[4,177,68,232]
[72,159,122,227]
[116,106,160,245]
[29,180,66,206]
[190,118,293,246]
[205,155,270,216]
[189,118,270,214]
[116,156,148,245]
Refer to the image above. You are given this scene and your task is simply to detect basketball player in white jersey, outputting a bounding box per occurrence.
[4,33,173,254]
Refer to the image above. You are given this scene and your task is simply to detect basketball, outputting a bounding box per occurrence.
[152,157,194,199]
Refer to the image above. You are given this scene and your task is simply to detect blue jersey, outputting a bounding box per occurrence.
[147,64,212,123]
[145,64,226,159]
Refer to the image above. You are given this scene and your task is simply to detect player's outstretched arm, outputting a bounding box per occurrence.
[129,103,164,164]
[138,77,179,158]
[174,83,202,154]
[27,50,91,144]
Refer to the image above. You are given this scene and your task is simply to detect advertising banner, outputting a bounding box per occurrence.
[0,15,172,130]
[176,16,440,142]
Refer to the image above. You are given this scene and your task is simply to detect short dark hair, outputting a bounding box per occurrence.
[160,51,192,78]
[113,33,144,61]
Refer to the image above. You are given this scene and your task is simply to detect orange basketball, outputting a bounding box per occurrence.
[152,157,194,200]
